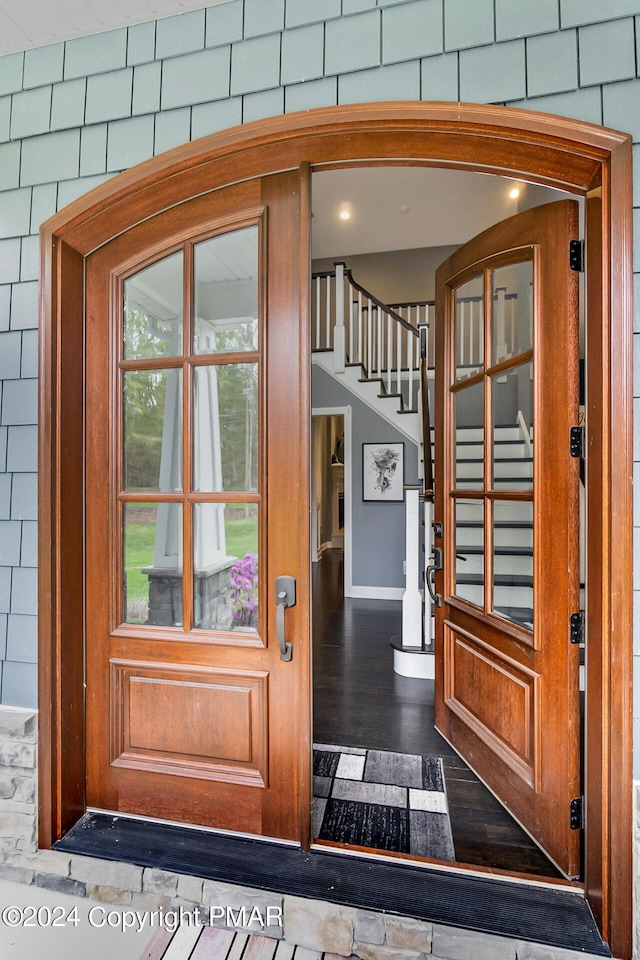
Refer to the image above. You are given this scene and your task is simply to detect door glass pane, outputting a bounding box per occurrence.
[193,503,259,632]
[124,252,183,359]
[193,226,259,355]
[491,260,533,364]
[123,369,182,492]
[454,498,483,607]
[193,363,258,493]
[123,503,183,626]
[492,361,533,490]
[455,380,484,489]
[454,275,483,381]
[492,500,533,629]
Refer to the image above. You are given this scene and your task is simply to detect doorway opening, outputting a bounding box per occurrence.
[310,164,583,880]
[38,103,632,955]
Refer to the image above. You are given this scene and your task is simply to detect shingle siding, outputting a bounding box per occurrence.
[0,0,635,788]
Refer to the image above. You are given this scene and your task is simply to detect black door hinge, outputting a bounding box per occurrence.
[570,612,584,645]
[569,239,584,272]
[569,425,584,458]
[570,796,584,830]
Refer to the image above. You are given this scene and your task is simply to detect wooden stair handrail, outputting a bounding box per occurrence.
[420,325,434,501]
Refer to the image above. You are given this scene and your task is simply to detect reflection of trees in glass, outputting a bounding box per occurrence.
[214,322,258,494]
[217,363,258,492]
[123,302,258,496]
[123,303,175,491]
[124,368,168,490]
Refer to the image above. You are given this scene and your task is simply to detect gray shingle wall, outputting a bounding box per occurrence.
[0,0,637,775]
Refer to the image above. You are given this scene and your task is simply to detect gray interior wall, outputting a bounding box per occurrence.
[312,365,418,590]
[313,245,459,305]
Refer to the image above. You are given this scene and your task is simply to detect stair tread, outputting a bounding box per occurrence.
[456,521,532,528]
[458,545,533,556]
[455,438,531,446]
[456,457,532,464]
[457,573,533,586]
[455,478,533,484]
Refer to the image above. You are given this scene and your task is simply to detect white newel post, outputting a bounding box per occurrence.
[423,498,433,647]
[333,261,345,373]
[393,485,434,678]
[402,487,423,646]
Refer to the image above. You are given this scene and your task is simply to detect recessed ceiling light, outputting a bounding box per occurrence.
[338,202,352,221]
[340,209,351,220]
[509,187,520,199]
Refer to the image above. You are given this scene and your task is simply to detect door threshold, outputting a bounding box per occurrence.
[86,806,299,847]
[310,839,583,893]
[53,812,608,956]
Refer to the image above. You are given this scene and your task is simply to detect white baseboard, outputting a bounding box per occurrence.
[349,585,404,600]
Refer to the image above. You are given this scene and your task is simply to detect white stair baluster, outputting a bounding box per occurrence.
[334,262,345,373]
[358,290,363,366]
[325,275,331,349]
[396,319,402,398]
[408,325,414,410]
[349,286,354,364]
[495,286,507,361]
[315,275,320,351]
[387,313,392,394]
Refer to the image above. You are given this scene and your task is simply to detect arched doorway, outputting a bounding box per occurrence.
[38,103,633,955]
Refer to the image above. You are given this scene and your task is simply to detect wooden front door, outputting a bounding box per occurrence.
[84,170,311,841]
[434,200,581,878]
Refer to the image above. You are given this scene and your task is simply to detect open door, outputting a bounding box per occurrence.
[84,170,311,842]
[434,200,581,878]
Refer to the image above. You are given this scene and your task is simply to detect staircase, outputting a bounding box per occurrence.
[311,263,428,445]
[311,265,540,642]
[453,425,534,629]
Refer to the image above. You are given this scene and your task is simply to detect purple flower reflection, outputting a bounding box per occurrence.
[230,553,258,628]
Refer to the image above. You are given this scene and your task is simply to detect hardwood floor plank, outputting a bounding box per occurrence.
[312,549,561,878]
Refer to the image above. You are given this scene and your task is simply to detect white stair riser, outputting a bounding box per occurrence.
[457,478,533,491]
[455,426,526,443]
[456,583,533,607]
[457,527,533,548]
[455,501,532,523]
[459,442,530,460]
[458,555,533,576]
[456,459,533,479]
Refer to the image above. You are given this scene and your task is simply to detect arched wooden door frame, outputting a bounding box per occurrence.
[38,102,633,958]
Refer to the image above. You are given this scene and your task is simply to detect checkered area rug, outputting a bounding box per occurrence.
[312,744,455,861]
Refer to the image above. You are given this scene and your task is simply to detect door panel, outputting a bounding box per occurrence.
[85,171,310,841]
[434,200,581,878]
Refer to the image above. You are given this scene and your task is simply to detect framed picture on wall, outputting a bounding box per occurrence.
[362,442,404,502]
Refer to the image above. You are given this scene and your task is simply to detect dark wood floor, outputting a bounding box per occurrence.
[312,549,562,878]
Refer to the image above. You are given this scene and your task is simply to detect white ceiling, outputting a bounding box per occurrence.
[0,0,230,55]
[311,166,567,260]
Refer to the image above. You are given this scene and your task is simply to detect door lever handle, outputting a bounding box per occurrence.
[425,547,443,608]
[275,576,295,662]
